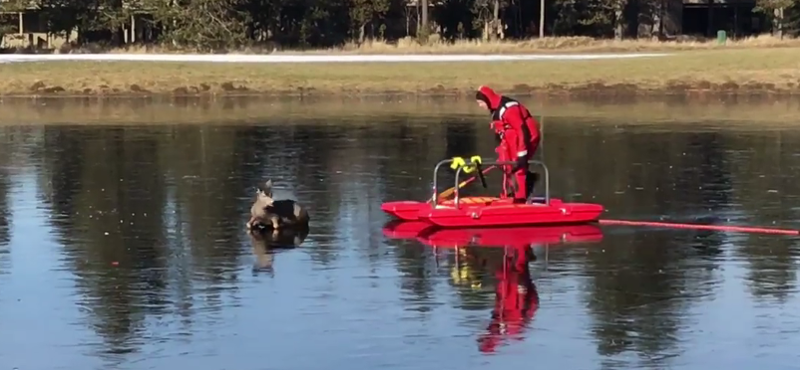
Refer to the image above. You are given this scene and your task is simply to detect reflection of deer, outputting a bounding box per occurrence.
[246,179,310,231]
[249,227,309,276]
[477,245,539,354]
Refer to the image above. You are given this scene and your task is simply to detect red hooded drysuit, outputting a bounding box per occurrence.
[475,86,541,201]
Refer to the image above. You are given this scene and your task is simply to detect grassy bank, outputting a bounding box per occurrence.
[3,97,800,126]
[2,39,800,97]
[77,35,800,54]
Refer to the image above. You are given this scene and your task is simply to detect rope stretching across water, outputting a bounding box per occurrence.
[598,219,800,236]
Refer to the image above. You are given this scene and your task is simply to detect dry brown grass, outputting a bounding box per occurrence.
[334,34,800,54]
[2,46,800,97]
[2,96,800,126]
[65,34,800,54]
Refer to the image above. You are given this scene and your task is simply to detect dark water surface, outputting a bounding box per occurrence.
[1,99,800,370]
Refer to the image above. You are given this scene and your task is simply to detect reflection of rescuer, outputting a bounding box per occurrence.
[477,244,539,354]
[475,86,541,203]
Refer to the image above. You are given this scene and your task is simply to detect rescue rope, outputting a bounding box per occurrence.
[598,219,800,236]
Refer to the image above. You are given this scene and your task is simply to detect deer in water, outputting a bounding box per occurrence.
[246,179,310,232]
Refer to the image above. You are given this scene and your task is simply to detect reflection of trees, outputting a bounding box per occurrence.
[372,118,449,310]
[34,125,261,357]
[728,131,799,302]
[0,170,9,250]
[375,117,448,202]
[0,128,14,273]
[159,126,251,285]
[445,122,477,159]
[444,122,485,197]
[0,126,37,249]
[393,243,440,315]
[737,236,797,302]
[581,231,715,365]
[27,115,490,357]
[20,103,800,364]
[0,155,10,250]
[281,123,341,267]
[38,127,169,356]
[545,126,734,219]
[536,122,729,365]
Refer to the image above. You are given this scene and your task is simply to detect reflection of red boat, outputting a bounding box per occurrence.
[418,224,604,248]
[381,159,604,227]
[415,223,603,353]
[381,220,433,239]
[382,220,604,249]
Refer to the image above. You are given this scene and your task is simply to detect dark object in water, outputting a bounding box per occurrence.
[249,226,309,276]
[246,179,310,231]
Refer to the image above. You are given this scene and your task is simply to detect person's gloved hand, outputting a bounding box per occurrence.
[515,155,527,171]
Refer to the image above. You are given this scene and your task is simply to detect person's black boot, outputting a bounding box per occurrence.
[525,171,539,202]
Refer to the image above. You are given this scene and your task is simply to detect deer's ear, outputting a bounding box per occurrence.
[263,180,274,196]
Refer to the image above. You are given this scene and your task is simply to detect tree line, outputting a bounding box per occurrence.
[1,0,798,50]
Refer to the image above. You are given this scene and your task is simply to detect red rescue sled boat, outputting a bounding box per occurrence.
[381,158,604,227]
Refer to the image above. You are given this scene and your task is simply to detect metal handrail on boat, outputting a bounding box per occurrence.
[431,158,550,209]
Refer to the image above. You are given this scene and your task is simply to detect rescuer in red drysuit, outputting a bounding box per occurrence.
[475,86,541,203]
[495,139,514,199]
[477,244,539,354]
